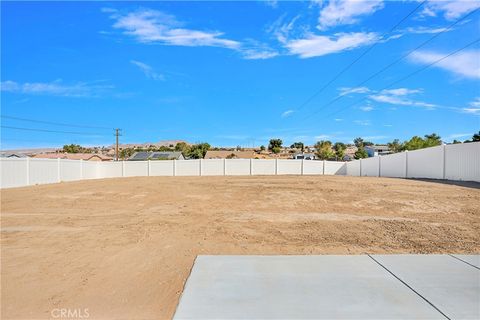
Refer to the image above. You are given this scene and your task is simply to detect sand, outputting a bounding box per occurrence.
[1,176,479,319]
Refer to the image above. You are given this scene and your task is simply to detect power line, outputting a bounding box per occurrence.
[299,7,479,122]
[292,0,426,114]
[1,125,108,136]
[1,115,112,130]
[323,37,480,119]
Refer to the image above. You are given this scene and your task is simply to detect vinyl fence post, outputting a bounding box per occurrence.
[173,159,176,176]
[223,158,226,176]
[26,157,30,185]
[57,158,61,182]
[323,160,326,175]
[359,159,363,177]
[80,159,83,179]
[378,156,381,177]
[275,158,278,175]
[147,160,151,177]
[122,160,125,177]
[442,144,447,180]
[405,151,408,178]
[301,159,304,175]
[250,159,252,175]
[199,159,203,176]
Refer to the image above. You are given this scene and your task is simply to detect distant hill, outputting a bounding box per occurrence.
[108,140,190,149]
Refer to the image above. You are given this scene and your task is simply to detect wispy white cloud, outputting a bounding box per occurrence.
[368,87,436,109]
[0,80,113,97]
[338,86,371,96]
[281,109,294,118]
[334,118,343,122]
[420,0,480,20]
[363,135,388,140]
[446,133,471,139]
[470,97,480,108]
[108,8,240,49]
[130,60,165,81]
[317,0,384,30]
[315,134,331,140]
[360,105,374,112]
[264,0,278,9]
[461,108,480,115]
[354,119,371,126]
[284,32,379,58]
[107,8,279,60]
[409,50,480,80]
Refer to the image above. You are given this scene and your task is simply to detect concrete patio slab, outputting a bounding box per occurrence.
[174,255,444,319]
[452,254,480,268]
[372,254,480,320]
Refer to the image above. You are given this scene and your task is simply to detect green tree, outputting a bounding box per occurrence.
[260,145,266,151]
[314,140,335,160]
[268,139,283,151]
[271,147,281,154]
[333,142,346,160]
[472,131,480,142]
[186,143,211,159]
[354,147,368,159]
[62,144,89,153]
[175,142,189,153]
[290,142,304,151]
[452,140,462,144]
[353,137,364,148]
[424,133,442,147]
[387,139,403,153]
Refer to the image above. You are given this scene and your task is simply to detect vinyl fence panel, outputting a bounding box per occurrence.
[59,159,82,182]
[201,159,225,176]
[251,159,276,175]
[225,159,251,175]
[346,160,360,176]
[149,160,174,176]
[82,161,99,179]
[324,161,346,175]
[101,161,123,178]
[302,160,324,175]
[0,158,29,188]
[29,159,59,185]
[380,152,406,178]
[176,160,200,176]
[277,160,302,175]
[123,161,148,177]
[445,142,480,182]
[407,145,444,179]
[360,157,379,177]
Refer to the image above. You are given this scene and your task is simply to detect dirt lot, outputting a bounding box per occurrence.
[1,176,479,319]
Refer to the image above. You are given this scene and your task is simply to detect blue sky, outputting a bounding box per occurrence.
[1,0,479,149]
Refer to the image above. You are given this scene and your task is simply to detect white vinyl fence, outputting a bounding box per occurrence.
[1,142,478,188]
[0,158,345,189]
[346,142,480,182]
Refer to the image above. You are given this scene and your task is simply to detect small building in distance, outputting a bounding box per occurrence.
[128,151,185,161]
[204,150,255,159]
[33,153,113,161]
[293,153,317,160]
[365,145,391,157]
[0,152,27,158]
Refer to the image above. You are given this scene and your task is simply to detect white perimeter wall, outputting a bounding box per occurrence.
[1,142,478,188]
[0,158,343,188]
[346,142,480,182]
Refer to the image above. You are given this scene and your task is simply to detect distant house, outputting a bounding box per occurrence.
[128,151,185,161]
[33,153,112,161]
[0,152,27,158]
[365,145,391,157]
[204,150,255,159]
[293,153,317,160]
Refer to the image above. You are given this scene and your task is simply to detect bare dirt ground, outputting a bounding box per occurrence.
[1,176,479,319]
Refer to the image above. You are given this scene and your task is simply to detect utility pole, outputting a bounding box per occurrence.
[114,128,122,161]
